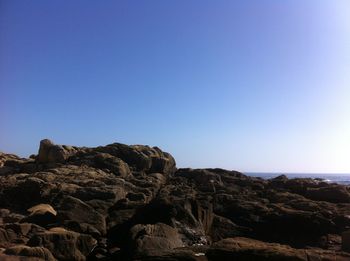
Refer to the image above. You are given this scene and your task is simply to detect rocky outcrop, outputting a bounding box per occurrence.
[1,139,350,260]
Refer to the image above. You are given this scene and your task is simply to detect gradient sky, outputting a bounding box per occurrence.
[1,1,350,173]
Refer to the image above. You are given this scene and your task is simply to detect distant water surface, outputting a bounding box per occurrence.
[245,173,350,185]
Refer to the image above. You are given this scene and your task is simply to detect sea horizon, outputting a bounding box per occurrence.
[246,172,350,185]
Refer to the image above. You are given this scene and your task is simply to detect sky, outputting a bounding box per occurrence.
[1,1,350,173]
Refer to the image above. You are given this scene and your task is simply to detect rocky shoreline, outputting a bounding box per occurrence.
[1,140,350,260]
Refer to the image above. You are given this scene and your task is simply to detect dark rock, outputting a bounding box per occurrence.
[342,230,350,252]
[0,177,49,210]
[0,209,26,224]
[271,174,288,181]
[127,192,147,202]
[0,227,11,246]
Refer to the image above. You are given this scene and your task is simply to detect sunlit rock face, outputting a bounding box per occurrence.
[1,139,350,260]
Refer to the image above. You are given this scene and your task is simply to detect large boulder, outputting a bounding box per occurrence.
[129,223,184,256]
[37,139,75,163]
[93,153,131,177]
[96,143,176,174]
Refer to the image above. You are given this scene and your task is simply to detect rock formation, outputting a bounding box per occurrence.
[0,139,350,260]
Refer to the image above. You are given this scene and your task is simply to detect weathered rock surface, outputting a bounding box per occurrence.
[1,139,350,260]
[27,227,97,261]
[207,237,350,261]
[4,245,56,261]
[129,223,184,257]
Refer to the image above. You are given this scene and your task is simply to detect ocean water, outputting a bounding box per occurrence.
[245,173,350,185]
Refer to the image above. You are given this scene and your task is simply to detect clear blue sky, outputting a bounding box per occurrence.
[1,1,350,173]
